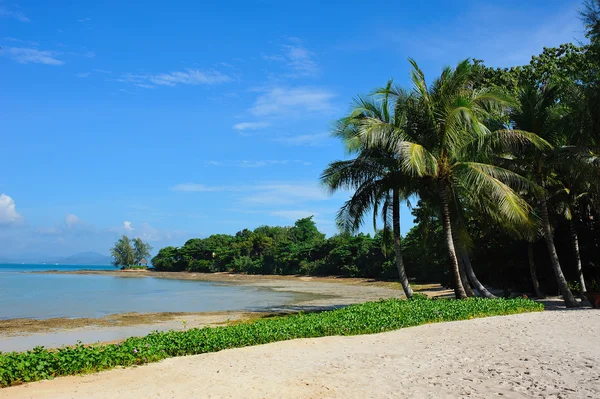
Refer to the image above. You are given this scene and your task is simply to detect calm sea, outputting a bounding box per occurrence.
[0,264,298,320]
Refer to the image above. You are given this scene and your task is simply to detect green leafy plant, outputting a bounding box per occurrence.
[0,297,543,388]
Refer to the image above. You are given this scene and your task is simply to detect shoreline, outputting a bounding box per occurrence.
[1,271,449,352]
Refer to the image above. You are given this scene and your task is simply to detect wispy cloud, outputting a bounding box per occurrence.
[65,214,82,228]
[207,160,310,168]
[0,194,23,225]
[263,37,319,77]
[250,87,336,118]
[273,133,331,147]
[241,184,328,205]
[3,37,37,46]
[2,47,64,65]
[269,210,318,220]
[75,72,91,78]
[382,3,585,68]
[0,8,29,22]
[170,183,232,193]
[232,121,272,131]
[119,68,232,88]
[171,182,329,206]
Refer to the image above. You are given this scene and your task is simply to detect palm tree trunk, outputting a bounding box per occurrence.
[451,226,475,297]
[527,242,544,298]
[569,219,588,295]
[438,181,467,299]
[539,196,579,307]
[461,249,496,298]
[458,257,476,297]
[392,188,413,299]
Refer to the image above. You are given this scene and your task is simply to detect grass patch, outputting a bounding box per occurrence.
[0,296,543,387]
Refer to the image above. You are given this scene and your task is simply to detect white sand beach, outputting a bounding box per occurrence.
[3,308,598,399]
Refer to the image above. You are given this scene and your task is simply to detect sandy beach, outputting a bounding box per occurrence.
[2,308,598,399]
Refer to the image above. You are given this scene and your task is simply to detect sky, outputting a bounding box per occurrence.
[0,0,587,259]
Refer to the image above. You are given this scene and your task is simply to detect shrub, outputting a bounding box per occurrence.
[0,297,543,387]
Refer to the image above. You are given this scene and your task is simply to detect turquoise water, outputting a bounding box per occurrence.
[0,264,298,320]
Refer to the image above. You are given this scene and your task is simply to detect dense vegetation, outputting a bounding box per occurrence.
[152,216,399,278]
[0,296,542,387]
[111,236,152,269]
[152,2,600,307]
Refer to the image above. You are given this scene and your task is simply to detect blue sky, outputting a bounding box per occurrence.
[0,0,586,258]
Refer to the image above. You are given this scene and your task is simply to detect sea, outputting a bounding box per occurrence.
[0,264,298,320]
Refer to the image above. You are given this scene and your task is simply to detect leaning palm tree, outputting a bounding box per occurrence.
[322,85,414,298]
[353,59,546,299]
[510,83,580,307]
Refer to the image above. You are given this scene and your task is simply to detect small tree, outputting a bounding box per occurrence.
[133,237,153,265]
[110,235,135,268]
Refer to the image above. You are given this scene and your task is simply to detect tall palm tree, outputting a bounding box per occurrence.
[322,86,414,298]
[510,84,580,307]
[353,59,543,299]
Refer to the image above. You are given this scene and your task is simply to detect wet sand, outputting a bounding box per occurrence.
[3,309,598,399]
[1,271,446,352]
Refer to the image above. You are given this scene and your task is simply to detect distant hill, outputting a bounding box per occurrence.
[45,252,112,265]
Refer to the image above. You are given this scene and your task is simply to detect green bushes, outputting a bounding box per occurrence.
[0,297,543,388]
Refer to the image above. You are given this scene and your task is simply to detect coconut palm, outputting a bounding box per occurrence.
[510,83,580,307]
[321,85,414,298]
[351,59,547,299]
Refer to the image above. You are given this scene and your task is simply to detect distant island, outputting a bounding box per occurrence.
[0,251,112,266]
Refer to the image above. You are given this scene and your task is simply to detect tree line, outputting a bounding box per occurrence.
[151,217,400,278]
[152,1,600,307]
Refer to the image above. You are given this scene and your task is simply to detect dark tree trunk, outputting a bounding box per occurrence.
[569,218,588,296]
[451,227,475,297]
[461,249,496,298]
[438,181,467,299]
[392,188,413,299]
[539,196,579,307]
[458,257,476,297]
[527,242,544,298]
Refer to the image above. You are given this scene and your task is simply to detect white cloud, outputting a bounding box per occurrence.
[170,183,232,192]
[119,68,232,88]
[0,194,22,224]
[65,214,81,228]
[273,133,330,147]
[263,38,319,77]
[241,183,328,206]
[123,221,134,232]
[2,47,64,65]
[171,182,329,206]
[383,3,584,68]
[270,210,318,220]
[0,8,30,22]
[137,222,175,242]
[75,72,90,78]
[250,87,336,117]
[207,160,310,168]
[232,121,272,131]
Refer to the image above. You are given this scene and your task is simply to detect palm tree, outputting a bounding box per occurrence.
[322,85,414,298]
[510,84,580,307]
[353,59,542,299]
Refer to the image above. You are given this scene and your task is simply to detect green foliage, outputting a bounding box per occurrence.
[132,238,153,265]
[0,297,543,387]
[151,217,395,279]
[111,236,152,269]
[110,235,135,268]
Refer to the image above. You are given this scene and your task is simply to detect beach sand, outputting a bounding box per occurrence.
[2,309,598,399]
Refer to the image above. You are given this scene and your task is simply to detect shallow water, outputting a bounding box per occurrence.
[0,264,298,320]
